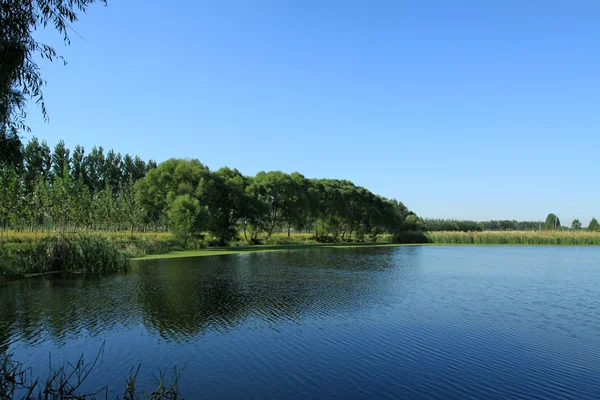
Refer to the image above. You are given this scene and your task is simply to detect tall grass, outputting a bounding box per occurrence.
[425,230,600,245]
[0,347,183,399]
[1,230,174,244]
[0,233,129,278]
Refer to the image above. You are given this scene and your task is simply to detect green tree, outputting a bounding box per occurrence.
[0,126,23,170]
[281,172,309,238]
[196,167,250,244]
[0,165,19,240]
[135,158,209,230]
[94,183,115,231]
[51,140,71,178]
[71,144,86,181]
[104,149,123,193]
[588,218,600,232]
[30,177,51,234]
[404,214,422,231]
[251,171,296,240]
[544,213,561,230]
[240,179,270,243]
[120,183,142,235]
[49,166,75,231]
[85,146,106,193]
[22,137,52,190]
[571,219,582,230]
[168,195,209,247]
[1,0,107,131]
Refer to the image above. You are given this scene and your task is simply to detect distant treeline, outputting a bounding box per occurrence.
[420,219,543,232]
[0,135,415,244]
[420,216,600,232]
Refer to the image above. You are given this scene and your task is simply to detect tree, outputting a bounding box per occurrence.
[196,167,249,245]
[0,126,23,170]
[251,171,295,240]
[588,218,600,232]
[104,149,123,193]
[71,144,86,181]
[120,183,142,235]
[135,158,209,230]
[51,140,70,178]
[1,0,107,131]
[168,195,209,247]
[544,213,561,230]
[84,146,106,193]
[0,165,20,240]
[22,136,51,190]
[30,177,51,234]
[571,219,582,230]
[404,214,422,231]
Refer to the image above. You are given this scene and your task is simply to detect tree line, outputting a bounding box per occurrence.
[0,135,156,239]
[419,219,544,232]
[2,136,598,245]
[134,159,415,245]
[420,215,600,232]
[0,137,416,244]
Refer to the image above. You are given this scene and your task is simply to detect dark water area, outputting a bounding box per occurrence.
[1,246,600,399]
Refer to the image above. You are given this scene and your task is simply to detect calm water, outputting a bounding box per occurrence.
[1,246,600,399]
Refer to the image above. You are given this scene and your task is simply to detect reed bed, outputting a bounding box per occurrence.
[1,230,174,244]
[426,230,600,245]
[1,234,129,278]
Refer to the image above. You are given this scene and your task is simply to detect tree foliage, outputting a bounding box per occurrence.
[588,218,600,232]
[1,0,107,131]
[544,213,561,230]
[168,194,209,246]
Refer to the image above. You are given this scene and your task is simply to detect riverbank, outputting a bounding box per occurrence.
[133,242,416,260]
[137,230,600,260]
[3,230,599,279]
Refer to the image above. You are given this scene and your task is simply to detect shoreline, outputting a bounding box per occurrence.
[132,242,413,260]
[132,241,599,261]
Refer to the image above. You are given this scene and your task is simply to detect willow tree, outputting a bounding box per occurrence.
[1,0,107,131]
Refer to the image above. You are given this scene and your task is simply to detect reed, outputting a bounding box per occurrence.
[0,347,182,399]
[0,233,129,278]
[425,230,600,245]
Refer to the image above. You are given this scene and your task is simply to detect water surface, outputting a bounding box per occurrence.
[1,246,600,398]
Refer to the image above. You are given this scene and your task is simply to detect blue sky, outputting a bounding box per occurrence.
[27,0,599,224]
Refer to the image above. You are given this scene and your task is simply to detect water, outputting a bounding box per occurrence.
[2,246,600,399]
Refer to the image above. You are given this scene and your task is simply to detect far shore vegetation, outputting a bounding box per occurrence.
[1,136,600,279]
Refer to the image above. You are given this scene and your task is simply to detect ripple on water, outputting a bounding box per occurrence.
[2,246,600,399]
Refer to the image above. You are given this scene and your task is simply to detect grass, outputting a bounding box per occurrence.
[3,230,599,273]
[137,230,600,260]
[0,345,182,399]
[426,230,600,245]
[0,234,129,279]
[0,230,174,243]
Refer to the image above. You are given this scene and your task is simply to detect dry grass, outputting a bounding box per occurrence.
[1,230,174,243]
[426,230,600,245]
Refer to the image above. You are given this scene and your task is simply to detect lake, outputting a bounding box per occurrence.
[1,246,600,399]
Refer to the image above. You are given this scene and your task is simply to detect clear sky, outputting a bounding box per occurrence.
[26,0,599,225]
